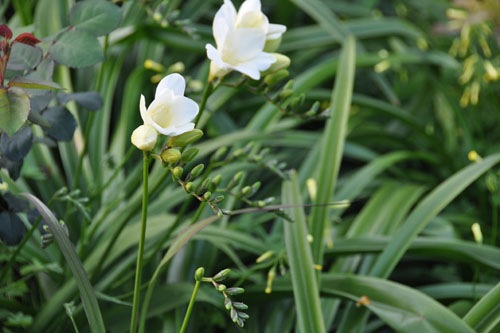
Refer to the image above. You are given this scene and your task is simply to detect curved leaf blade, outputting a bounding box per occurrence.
[22,193,105,333]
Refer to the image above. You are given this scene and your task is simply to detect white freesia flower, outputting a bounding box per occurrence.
[131,73,199,151]
[206,0,286,80]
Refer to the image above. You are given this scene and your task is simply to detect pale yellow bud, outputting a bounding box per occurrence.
[131,125,158,151]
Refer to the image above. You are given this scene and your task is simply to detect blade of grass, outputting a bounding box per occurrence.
[339,153,500,331]
[309,35,356,268]
[22,193,105,333]
[463,282,500,332]
[369,153,500,278]
[291,0,348,39]
[320,274,475,333]
[282,170,325,333]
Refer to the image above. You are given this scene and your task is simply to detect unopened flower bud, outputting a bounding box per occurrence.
[190,164,205,178]
[213,268,231,281]
[131,124,158,151]
[172,166,183,178]
[264,36,282,52]
[263,54,291,75]
[181,147,199,163]
[212,174,222,186]
[144,59,165,72]
[167,129,203,147]
[213,147,228,161]
[161,148,181,164]
[225,287,244,295]
[194,267,205,281]
[241,186,252,195]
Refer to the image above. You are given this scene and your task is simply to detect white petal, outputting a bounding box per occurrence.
[156,73,185,98]
[158,123,195,136]
[170,96,199,124]
[267,23,286,40]
[221,28,266,64]
[238,0,261,16]
[206,44,226,68]
[232,51,276,80]
[213,1,236,46]
[139,95,150,124]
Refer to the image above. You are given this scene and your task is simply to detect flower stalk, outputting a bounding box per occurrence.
[130,152,151,333]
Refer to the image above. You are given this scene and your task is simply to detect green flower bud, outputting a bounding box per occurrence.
[225,287,244,295]
[213,147,228,161]
[265,69,289,87]
[212,174,222,186]
[161,148,181,164]
[263,54,291,75]
[224,298,232,310]
[194,267,205,281]
[200,178,211,190]
[252,181,261,192]
[168,61,185,74]
[185,182,194,192]
[213,268,231,281]
[237,312,249,320]
[212,195,224,203]
[232,302,248,310]
[241,186,252,195]
[167,129,203,147]
[181,147,199,163]
[233,171,244,183]
[172,166,183,179]
[217,284,227,292]
[203,191,212,200]
[190,164,205,178]
[264,36,282,52]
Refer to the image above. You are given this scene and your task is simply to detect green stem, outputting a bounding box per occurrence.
[179,279,201,333]
[194,80,213,127]
[130,152,151,333]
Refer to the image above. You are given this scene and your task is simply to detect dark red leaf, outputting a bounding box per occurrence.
[13,33,40,46]
[0,24,13,40]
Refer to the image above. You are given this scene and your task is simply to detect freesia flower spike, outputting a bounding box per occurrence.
[131,73,199,151]
[206,0,286,81]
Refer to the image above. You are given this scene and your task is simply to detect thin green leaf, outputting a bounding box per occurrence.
[370,153,500,278]
[282,170,325,333]
[464,282,500,332]
[320,274,475,333]
[310,35,356,266]
[22,193,105,333]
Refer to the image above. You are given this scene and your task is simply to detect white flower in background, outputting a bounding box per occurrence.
[206,0,287,81]
[131,73,199,151]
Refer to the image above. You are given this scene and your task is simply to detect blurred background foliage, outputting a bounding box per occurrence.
[1,0,500,332]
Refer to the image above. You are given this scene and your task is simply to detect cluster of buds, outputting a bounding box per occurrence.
[41,221,68,249]
[436,1,500,107]
[209,144,278,210]
[160,130,225,215]
[194,267,249,328]
[255,250,288,294]
[244,78,328,120]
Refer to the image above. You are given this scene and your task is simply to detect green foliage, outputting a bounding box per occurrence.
[0,88,29,136]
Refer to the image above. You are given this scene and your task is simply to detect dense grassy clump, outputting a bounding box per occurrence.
[1,0,500,332]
